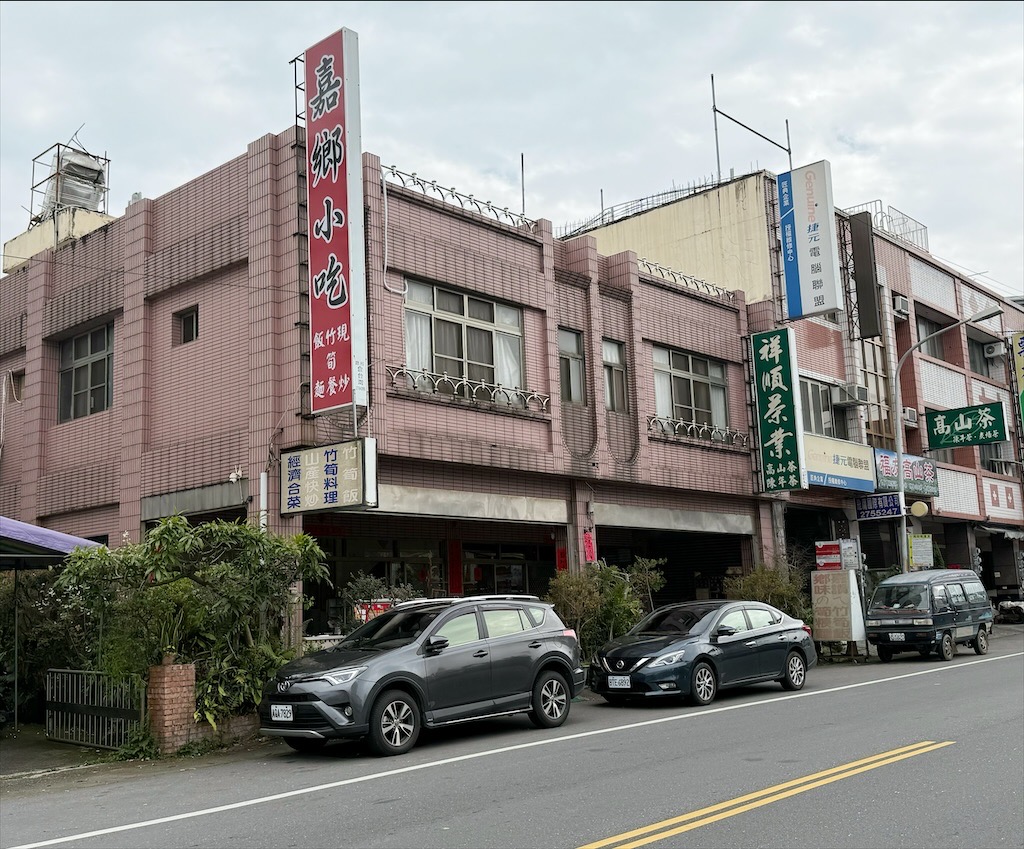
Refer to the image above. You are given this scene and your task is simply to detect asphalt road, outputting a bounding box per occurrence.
[2,632,1022,849]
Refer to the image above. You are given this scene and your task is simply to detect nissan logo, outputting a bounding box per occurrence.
[615,660,625,670]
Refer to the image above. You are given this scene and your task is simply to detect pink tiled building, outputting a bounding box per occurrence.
[1,128,774,631]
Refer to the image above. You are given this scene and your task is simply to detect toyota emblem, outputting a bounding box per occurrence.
[277,681,291,693]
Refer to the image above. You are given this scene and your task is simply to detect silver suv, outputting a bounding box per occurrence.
[258,595,585,756]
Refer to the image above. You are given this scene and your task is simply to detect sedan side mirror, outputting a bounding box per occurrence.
[713,625,737,640]
[424,635,449,655]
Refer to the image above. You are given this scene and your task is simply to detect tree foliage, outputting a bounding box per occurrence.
[723,552,812,621]
[54,516,330,726]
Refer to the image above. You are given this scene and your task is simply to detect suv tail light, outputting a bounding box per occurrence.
[563,628,578,641]
[802,625,812,637]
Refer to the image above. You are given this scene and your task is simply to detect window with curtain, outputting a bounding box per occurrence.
[403,280,523,402]
[58,323,114,423]
[603,339,627,412]
[799,378,848,439]
[915,315,946,359]
[559,328,586,405]
[652,345,727,428]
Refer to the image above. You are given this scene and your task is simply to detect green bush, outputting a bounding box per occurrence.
[53,516,330,727]
[723,559,812,622]
[545,558,664,661]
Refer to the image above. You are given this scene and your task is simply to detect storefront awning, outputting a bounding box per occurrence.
[980,525,1024,541]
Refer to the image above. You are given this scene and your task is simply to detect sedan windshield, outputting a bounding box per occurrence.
[633,604,722,635]
[337,607,443,650]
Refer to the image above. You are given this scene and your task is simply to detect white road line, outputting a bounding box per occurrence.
[8,650,1023,849]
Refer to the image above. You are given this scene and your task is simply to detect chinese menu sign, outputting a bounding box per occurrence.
[280,438,378,514]
[776,160,843,319]
[810,569,865,642]
[924,403,1007,449]
[304,28,368,414]
[751,328,807,492]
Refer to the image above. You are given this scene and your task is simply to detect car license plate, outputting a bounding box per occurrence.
[271,704,293,721]
[608,675,631,689]
[890,632,905,642]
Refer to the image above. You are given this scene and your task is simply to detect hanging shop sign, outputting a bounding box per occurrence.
[855,493,903,520]
[924,402,1007,449]
[304,27,368,414]
[280,437,378,514]
[1013,332,1024,425]
[751,328,807,493]
[873,449,939,497]
[776,160,843,319]
[803,433,875,492]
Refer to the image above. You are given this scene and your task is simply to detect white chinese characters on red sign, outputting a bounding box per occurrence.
[305,29,359,414]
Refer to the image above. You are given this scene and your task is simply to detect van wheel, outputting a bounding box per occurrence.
[368,690,420,756]
[529,670,570,728]
[877,647,894,663]
[780,652,806,690]
[938,632,956,662]
[973,627,989,655]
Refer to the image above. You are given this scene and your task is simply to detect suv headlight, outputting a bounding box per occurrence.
[648,650,688,668]
[912,618,933,626]
[310,666,367,686]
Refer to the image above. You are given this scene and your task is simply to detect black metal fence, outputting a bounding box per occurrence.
[46,669,147,749]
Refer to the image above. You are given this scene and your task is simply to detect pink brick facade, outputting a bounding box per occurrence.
[1,127,775,619]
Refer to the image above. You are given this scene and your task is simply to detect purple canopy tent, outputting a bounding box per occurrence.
[1,516,102,730]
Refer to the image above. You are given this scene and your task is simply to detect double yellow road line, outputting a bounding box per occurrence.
[578,740,954,849]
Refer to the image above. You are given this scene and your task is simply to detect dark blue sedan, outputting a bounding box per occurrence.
[588,599,816,706]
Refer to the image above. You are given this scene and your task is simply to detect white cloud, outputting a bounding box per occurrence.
[1,0,1021,298]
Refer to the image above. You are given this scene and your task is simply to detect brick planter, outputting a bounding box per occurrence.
[147,659,259,755]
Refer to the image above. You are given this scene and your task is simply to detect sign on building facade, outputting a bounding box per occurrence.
[802,433,875,492]
[1013,331,1024,426]
[776,160,844,319]
[751,328,807,493]
[925,403,1008,449]
[280,438,378,514]
[304,28,368,414]
[873,449,939,497]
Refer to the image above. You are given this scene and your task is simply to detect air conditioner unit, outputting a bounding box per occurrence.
[902,407,919,427]
[984,341,1006,359]
[831,383,869,407]
[892,294,910,320]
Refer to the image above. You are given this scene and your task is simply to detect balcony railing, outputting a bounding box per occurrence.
[647,415,749,448]
[986,458,1021,477]
[386,365,550,413]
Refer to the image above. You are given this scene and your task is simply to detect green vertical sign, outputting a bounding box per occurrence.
[924,403,1007,449]
[1013,332,1024,427]
[751,328,807,492]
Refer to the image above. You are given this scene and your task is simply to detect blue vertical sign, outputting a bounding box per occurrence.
[777,160,843,320]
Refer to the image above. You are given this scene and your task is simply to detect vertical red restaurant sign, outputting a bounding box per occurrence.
[304,28,367,414]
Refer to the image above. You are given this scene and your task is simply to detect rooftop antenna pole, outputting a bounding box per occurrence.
[711,75,792,175]
[712,74,722,183]
[521,153,525,216]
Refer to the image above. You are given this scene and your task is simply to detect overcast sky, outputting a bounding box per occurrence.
[1,1,1021,300]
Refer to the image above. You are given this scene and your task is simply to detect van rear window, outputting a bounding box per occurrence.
[963,581,988,604]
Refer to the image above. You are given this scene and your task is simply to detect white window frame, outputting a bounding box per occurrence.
[652,345,727,428]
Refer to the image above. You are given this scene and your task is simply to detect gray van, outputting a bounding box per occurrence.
[865,569,993,662]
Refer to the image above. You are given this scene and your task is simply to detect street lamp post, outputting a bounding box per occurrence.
[892,304,1004,573]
